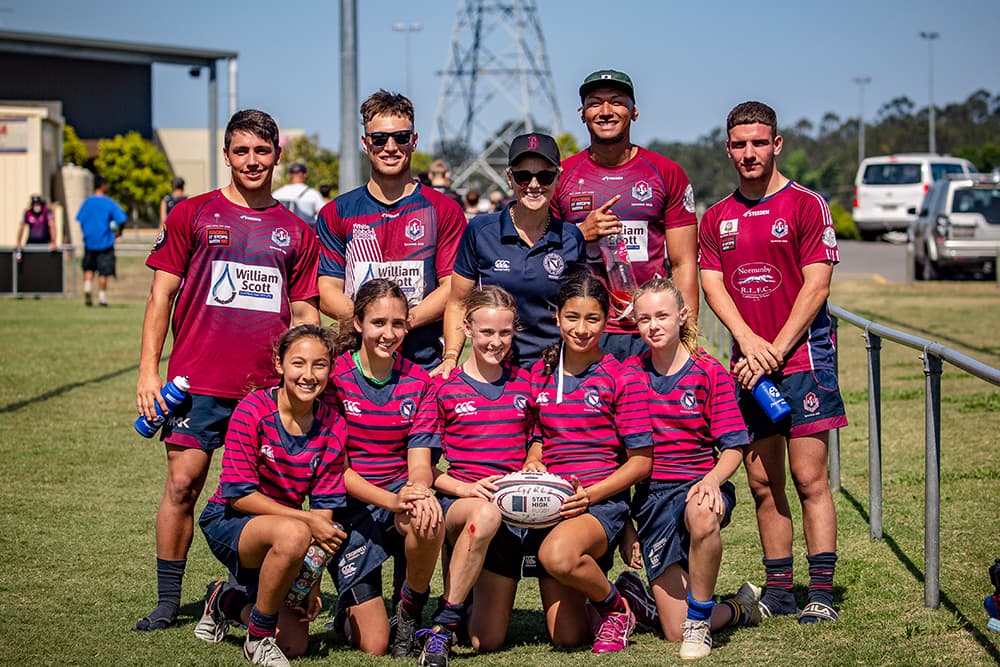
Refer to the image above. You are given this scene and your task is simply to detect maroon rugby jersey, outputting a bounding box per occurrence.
[626,351,749,482]
[208,388,347,510]
[147,190,319,399]
[529,354,651,487]
[553,147,697,332]
[435,366,533,484]
[698,182,839,374]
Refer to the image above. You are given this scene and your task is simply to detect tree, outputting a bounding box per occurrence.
[62,124,88,166]
[277,133,339,194]
[556,132,581,159]
[93,132,172,226]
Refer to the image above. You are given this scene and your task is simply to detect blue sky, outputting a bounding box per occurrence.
[3,0,998,151]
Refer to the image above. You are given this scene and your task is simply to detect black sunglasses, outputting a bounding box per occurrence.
[510,169,558,186]
[366,130,413,147]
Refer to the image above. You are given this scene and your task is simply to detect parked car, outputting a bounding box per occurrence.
[853,154,977,241]
[911,173,1000,280]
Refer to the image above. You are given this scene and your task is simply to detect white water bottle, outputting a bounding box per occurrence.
[601,234,638,321]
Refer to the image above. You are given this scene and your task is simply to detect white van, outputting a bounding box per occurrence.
[852,154,977,240]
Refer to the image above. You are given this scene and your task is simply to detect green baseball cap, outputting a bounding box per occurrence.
[579,69,635,102]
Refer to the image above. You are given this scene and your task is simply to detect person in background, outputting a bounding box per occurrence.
[160,177,187,227]
[428,159,464,209]
[464,189,481,219]
[16,195,58,252]
[76,175,127,307]
[273,162,325,227]
[319,184,333,203]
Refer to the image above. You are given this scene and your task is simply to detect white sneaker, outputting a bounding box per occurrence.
[679,619,712,660]
[193,580,229,643]
[243,635,291,667]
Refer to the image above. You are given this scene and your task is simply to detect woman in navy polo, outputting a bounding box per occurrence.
[435,133,586,376]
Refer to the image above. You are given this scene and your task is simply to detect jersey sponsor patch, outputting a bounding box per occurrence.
[822,226,838,248]
[493,258,511,272]
[721,238,737,252]
[454,400,478,416]
[207,260,283,313]
[620,220,649,262]
[151,228,167,252]
[350,260,425,306]
[207,227,230,247]
[405,218,425,242]
[543,252,566,279]
[731,262,781,299]
[683,183,696,213]
[271,228,291,248]
[569,194,594,213]
[719,218,739,236]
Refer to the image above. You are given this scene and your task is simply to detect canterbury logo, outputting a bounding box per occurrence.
[454,401,477,415]
[342,400,361,416]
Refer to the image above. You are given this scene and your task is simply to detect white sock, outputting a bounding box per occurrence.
[84,280,92,293]
[99,290,107,304]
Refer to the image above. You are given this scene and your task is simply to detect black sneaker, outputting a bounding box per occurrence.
[416,624,454,667]
[390,602,419,658]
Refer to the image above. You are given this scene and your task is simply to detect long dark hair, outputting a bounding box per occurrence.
[333,279,409,355]
[274,324,336,364]
[539,271,609,376]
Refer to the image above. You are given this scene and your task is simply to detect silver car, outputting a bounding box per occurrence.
[911,173,1000,280]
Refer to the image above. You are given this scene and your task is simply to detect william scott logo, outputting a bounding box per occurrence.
[631,180,652,202]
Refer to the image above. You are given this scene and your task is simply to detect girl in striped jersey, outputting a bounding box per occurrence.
[423,286,533,661]
[322,278,445,658]
[616,279,756,660]
[525,272,652,654]
[195,325,348,666]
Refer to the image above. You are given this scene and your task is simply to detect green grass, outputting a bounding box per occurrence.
[1,264,999,665]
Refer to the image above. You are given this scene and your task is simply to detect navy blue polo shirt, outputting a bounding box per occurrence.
[453,204,585,367]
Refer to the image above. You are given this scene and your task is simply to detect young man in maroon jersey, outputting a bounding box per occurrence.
[552,69,699,361]
[133,109,321,632]
[698,101,846,624]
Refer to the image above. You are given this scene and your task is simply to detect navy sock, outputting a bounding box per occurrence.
[400,581,430,619]
[760,556,797,612]
[806,552,837,607]
[593,583,626,615]
[686,591,715,622]
[153,557,185,618]
[247,605,278,640]
[432,600,465,630]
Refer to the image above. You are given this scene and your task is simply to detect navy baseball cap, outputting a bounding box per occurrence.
[508,133,561,167]
[579,69,635,102]
[289,162,308,174]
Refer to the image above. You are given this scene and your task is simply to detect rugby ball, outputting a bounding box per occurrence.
[491,471,575,529]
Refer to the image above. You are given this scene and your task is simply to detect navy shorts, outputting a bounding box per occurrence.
[599,332,646,363]
[198,501,261,598]
[522,491,630,578]
[161,393,239,451]
[439,494,525,581]
[82,247,116,277]
[329,480,411,606]
[631,479,736,582]
[739,369,848,441]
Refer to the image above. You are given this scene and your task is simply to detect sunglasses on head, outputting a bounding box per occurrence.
[510,169,558,186]
[366,130,413,147]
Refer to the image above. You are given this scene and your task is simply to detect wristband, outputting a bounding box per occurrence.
[443,350,460,360]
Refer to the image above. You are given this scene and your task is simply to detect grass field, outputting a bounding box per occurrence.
[1,258,998,666]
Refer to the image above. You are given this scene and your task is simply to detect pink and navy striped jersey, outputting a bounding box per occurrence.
[698,181,840,374]
[434,366,533,484]
[207,388,347,510]
[147,190,320,399]
[529,354,651,487]
[553,147,697,333]
[626,351,749,482]
[316,184,466,365]
[322,352,439,488]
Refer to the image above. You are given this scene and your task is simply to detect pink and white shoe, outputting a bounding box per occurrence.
[592,598,637,653]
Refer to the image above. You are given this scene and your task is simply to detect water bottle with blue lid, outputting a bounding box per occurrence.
[134,376,190,438]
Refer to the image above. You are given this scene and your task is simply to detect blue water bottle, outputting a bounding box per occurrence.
[752,377,792,423]
[134,376,190,438]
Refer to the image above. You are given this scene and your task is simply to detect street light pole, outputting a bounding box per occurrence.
[920,31,940,154]
[392,22,423,97]
[853,76,872,165]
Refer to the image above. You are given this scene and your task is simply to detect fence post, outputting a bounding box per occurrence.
[922,349,943,609]
[864,327,883,540]
[828,316,841,492]
[906,239,915,284]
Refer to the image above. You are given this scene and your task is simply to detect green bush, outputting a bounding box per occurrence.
[830,201,860,239]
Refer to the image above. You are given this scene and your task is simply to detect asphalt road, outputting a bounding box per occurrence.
[835,238,909,284]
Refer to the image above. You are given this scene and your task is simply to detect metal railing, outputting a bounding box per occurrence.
[698,298,1000,609]
[828,305,1000,609]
